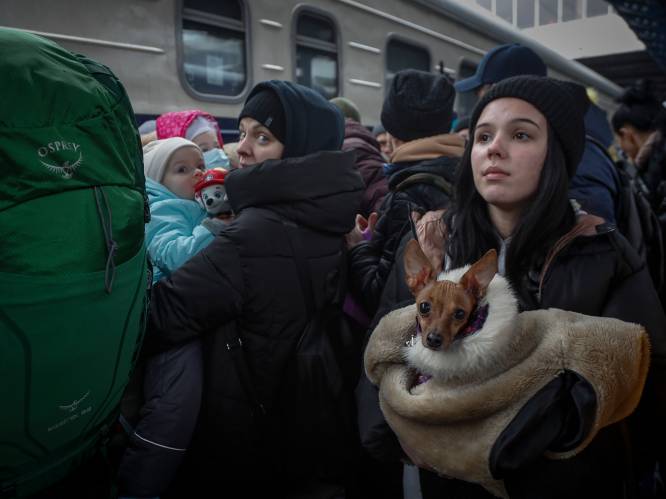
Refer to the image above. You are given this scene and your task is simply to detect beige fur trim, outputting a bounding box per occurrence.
[365,305,650,497]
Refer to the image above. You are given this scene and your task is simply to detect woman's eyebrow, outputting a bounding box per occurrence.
[509,117,541,129]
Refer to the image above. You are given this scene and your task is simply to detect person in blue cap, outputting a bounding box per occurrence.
[454,43,547,97]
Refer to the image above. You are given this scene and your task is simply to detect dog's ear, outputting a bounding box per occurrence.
[404,239,436,295]
[459,249,498,299]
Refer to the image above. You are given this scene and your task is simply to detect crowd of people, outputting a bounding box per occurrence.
[9,31,666,499]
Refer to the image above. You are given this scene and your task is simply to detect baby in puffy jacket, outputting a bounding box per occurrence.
[117,137,216,498]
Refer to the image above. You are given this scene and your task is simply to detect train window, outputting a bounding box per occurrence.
[476,0,492,11]
[586,0,609,17]
[539,0,558,25]
[386,38,431,90]
[455,59,478,119]
[180,0,247,98]
[517,0,535,28]
[562,0,583,21]
[496,0,513,24]
[295,11,339,99]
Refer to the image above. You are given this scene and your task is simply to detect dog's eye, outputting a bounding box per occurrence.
[419,302,431,316]
[453,308,466,320]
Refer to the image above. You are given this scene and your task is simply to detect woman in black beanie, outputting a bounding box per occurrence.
[143,80,365,497]
[412,76,666,498]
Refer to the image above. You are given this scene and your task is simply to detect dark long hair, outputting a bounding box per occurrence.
[444,127,575,289]
[611,79,661,133]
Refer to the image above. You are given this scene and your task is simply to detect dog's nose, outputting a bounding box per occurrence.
[425,332,442,350]
[206,198,214,206]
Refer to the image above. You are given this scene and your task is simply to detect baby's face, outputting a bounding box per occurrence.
[162,146,205,199]
[192,130,220,153]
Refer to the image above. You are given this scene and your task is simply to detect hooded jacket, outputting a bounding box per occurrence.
[569,103,621,224]
[349,133,464,317]
[342,118,389,217]
[144,81,364,493]
[144,177,212,283]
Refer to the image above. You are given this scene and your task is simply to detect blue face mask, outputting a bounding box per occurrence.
[203,148,230,170]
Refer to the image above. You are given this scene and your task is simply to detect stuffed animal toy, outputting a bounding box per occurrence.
[194,168,232,219]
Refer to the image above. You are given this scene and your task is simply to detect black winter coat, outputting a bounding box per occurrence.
[349,155,458,316]
[144,150,364,493]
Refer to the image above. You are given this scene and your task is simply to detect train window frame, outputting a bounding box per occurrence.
[176,0,252,103]
[291,6,342,100]
[384,34,432,97]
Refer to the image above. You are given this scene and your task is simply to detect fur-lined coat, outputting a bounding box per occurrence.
[365,267,650,498]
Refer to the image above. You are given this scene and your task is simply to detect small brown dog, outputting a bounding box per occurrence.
[403,240,518,383]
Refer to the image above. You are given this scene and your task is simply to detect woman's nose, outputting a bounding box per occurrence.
[486,134,506,158]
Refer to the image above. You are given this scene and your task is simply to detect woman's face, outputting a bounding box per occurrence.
[471,98,548,214]
[615,125,641,162]
[236,117,284,167]
[162,146,205,200]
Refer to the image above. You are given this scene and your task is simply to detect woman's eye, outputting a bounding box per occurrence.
[514,131,529,140]
[258,134,270,145]
[476,132,491,143]
[453,309,466,320]
[238,131,246,140]
[419,302,431,316]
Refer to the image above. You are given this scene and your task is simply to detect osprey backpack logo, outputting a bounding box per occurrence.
[58,390,90,413]
[37,140,83,179]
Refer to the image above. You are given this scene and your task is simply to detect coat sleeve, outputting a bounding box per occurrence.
[348,195,412,316]
[144,234,244,353]
[146,199,214,280]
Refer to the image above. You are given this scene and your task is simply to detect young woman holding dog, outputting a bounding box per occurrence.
[415,75,666,498]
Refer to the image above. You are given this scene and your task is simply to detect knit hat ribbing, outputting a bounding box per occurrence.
[143,137,200,183]
[381,69,456,142]
[238,88,286,144]
[469,75,589,178]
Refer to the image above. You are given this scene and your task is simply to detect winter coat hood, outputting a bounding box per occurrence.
[146,176,179,203]
[225,150,363,235]
[242,81,345,159]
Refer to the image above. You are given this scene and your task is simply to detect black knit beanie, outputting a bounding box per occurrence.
[470,75,590,178]
[238,88,286,144]
[381,69,455,142]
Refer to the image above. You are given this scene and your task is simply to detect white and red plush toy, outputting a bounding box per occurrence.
[194,169,232,219]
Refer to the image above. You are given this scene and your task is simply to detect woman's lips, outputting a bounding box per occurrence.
[483,166,509,179]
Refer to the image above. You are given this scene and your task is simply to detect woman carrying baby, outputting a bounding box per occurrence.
[415,76,666,498]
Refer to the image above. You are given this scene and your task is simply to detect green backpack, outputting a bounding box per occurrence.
[0,28,148,497]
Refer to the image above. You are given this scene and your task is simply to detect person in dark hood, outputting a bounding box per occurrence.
[330,96,390,218]
[142,80,364,497]
[569,99,621,224]
[347,69,465,317]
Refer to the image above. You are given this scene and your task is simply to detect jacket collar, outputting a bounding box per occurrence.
[390,133,464,164]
